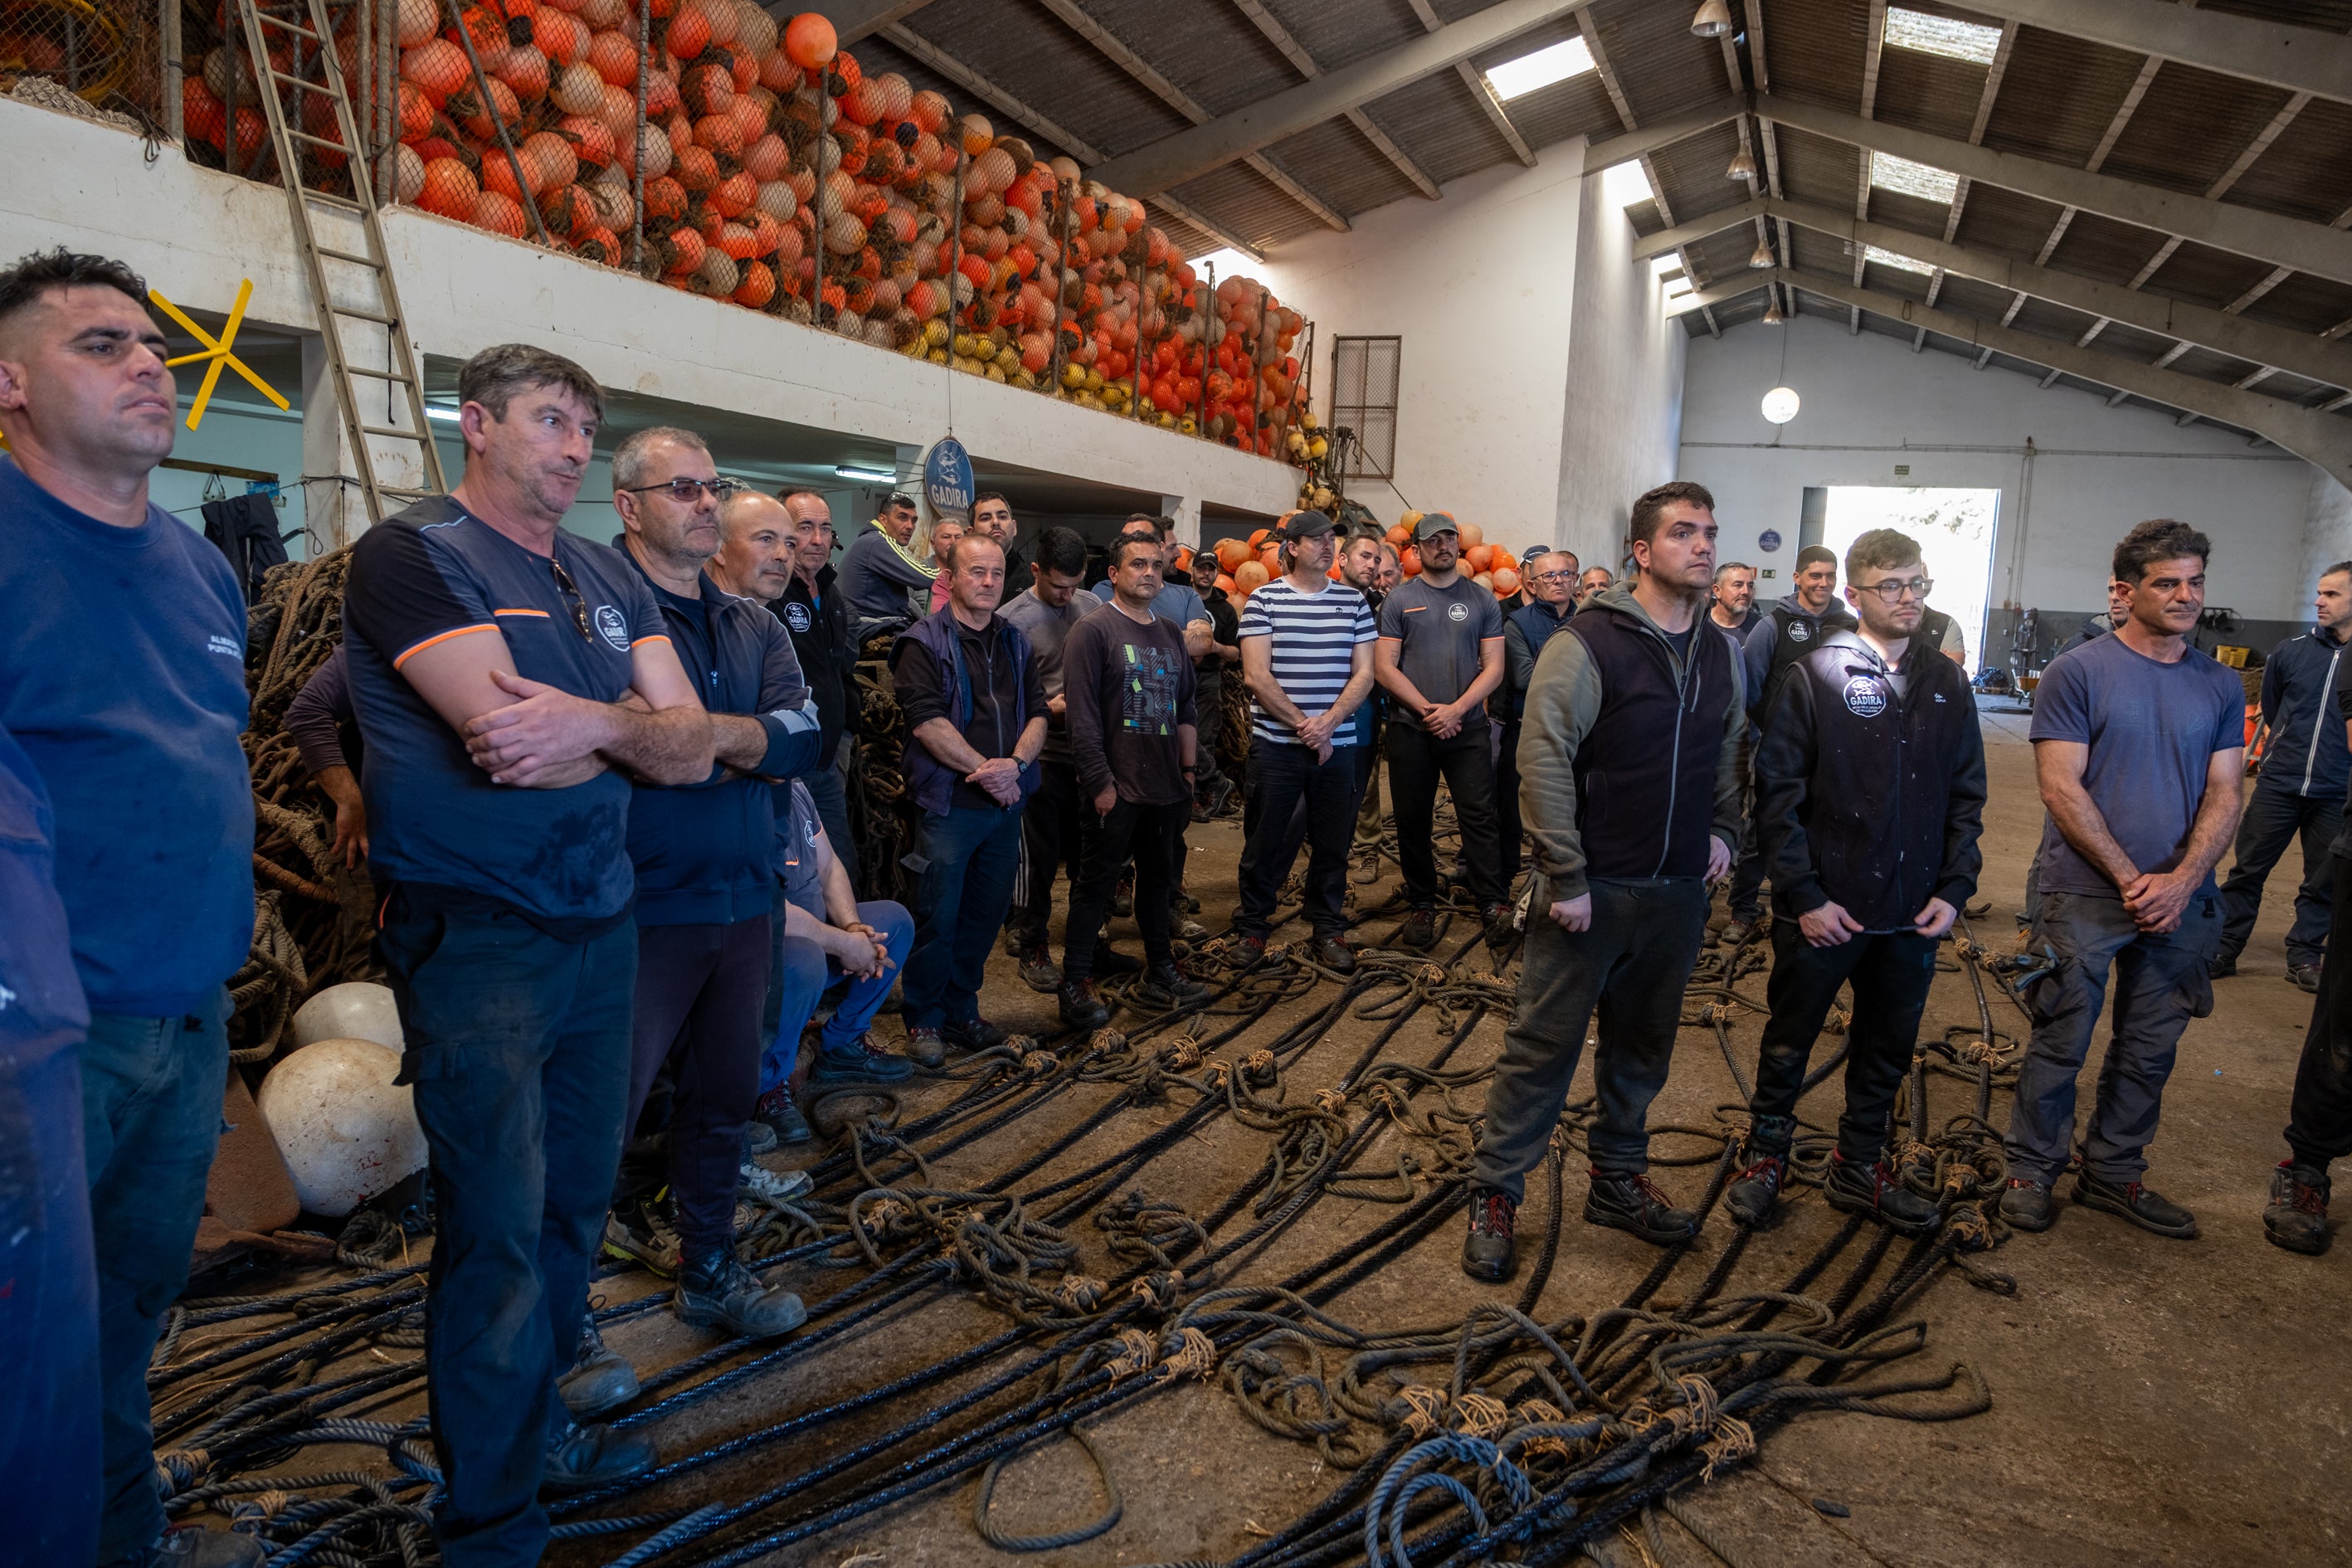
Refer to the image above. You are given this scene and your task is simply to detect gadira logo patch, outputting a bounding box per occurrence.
[783,601,814,632]
[1788,620,1810,642]
[1446,601,1469,622]
[595,605,631,651]
[1842,674,1887,718]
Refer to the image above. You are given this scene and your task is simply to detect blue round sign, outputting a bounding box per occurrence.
[1757,528,1783,553]
[923,437,974,520]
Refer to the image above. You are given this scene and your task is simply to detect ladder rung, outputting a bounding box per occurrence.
[304,191,365,213]
[344,365,413,383]
[265,69,339,96]
[329,304,395,324]
[361,423,431,440]
[314,244,382,267]
[253,13,324,41]
[285,129,349,152]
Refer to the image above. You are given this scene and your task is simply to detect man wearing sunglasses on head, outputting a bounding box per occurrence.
[343,345,713,1568]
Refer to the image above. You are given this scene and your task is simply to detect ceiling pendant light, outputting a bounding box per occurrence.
[1749,239,1773,269]
[1763,295,1786,324]
[1691,0,1734,40]
[1726,147,1757,181]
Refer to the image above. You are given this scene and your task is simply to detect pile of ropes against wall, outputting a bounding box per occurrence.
[149,812,2043,1566]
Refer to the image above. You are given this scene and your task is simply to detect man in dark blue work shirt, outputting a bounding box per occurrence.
[0,249,257,1568]
[343,344,713,1568]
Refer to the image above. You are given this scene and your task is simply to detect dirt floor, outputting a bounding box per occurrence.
[168,711,2352,1567]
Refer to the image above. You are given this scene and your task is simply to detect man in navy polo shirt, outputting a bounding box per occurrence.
[0,249,258,1568]
[343,344,713,1567]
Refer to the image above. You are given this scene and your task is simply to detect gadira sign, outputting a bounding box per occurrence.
[923,436,974,521]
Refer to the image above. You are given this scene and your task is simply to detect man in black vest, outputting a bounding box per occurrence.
[1725,528,1986,1234]
[1463,482,1746,1280]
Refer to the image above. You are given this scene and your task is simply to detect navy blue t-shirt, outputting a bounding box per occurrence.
[2029,631,2247,897]
[0,457,253,1015]
[343,497,666,923]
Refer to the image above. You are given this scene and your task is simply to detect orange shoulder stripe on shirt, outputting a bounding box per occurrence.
[493,607,552,618]
[392,623,499,668]
[631,634,673,648]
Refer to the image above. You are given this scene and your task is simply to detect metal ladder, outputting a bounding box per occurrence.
[230,0,444,533]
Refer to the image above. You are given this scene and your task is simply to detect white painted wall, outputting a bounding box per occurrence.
[1678,313,2313,632]
[2302,470,2352,592]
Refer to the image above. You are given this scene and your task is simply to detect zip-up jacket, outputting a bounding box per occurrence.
[1496,598,1575,723]
[616,547,824,926]
[1518,583,1746,900]
[2258,626,2351,799]
[1755,628,1986,930]
[893,607,1040,816]
[840,519,939,629]
[1743,592,1858,723]
[776,562,860,755]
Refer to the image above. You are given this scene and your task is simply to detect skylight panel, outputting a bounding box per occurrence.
[1863,245,1936,275]
[1604,160,1654,209]
[1884,7,2003,66]
[1870,150,1959,204]
[1486,37,1595,100]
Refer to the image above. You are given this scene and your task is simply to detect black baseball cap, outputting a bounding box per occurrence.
[1415,510,1458,541]
[1278,509,1336,540]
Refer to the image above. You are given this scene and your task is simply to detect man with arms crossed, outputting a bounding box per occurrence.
[1726,529,1985,1234]
[2001,519,2244,1239]
[1464,482,1744,1280]
[343,345,712,1565]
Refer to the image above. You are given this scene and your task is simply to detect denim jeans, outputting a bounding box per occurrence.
[762,898,916,1093]
[2,1030,98,1566]
[378,894,635,1568]
[2004,888,2221,1187]
[1386,719,1505,910]
[1237,740,1356,939]
[1473,878,1710,1199]
[901,804,1025,1030]
[81,991,229,1565]
[624,918,770,1260]
[1750,924,1939,1164]
[2217,781,2341,967]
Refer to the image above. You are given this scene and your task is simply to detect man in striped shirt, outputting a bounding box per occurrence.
[1235,509,1377,971]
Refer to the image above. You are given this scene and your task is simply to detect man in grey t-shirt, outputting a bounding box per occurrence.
[1375,511,1509,952]
[999,527,1106,989]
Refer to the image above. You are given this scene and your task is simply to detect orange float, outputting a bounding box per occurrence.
[784,11,835,70]
[1490,566,1522,597]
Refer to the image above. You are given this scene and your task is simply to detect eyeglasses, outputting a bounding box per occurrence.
[620,476,743,504]
[1531,570,1575,584]
[549,554,592,640]
[1855,576,1934,602]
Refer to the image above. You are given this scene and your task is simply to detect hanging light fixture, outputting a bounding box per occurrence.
[1726,147,1757,181]
[1749,238,1774,269]
[1691,0,1734,39]
[1762,294,1786,325]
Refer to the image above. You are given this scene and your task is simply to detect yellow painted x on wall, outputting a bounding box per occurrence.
[149,279,289,431]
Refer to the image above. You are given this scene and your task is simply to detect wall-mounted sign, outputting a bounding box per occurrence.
[149,279,288,431]
[1757,528,1783,553]
[923,436,973,520]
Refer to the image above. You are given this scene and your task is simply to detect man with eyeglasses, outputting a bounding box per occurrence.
[840,491,936,635]
[600,428,826,1337]
[1726,529,1984,1237]
[1497,551,1580,879]
[343,345,713,1563]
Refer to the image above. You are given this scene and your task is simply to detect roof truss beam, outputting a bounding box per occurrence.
[1230,0,1441,199]
[1404,0,1536,168]
[1942,0,2352,107]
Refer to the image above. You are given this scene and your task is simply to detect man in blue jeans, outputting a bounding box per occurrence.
[889,534,1046,1063]
[344,344,713,1566]
[0,249,258,1568]
[2001,519,2246,1241]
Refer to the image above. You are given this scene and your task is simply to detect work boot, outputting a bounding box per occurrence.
[1725,1138,1790,1229]
[900,1026,947,1069]
[813,1031,915,1083]
[1999,1177,2058,1232]
[1235,933,1269,965]
[1719,916,1757,949]
[1584,1169,1699,1246]
[1093,943,1144,976]
[2263,1161,2332,1255]
[1059,979,1111,1030]
[124,1527,267,1567]
[754,1087,811,1147]
[942,1016,1008,1053]
[602,1194,682,1276]
[1461,1186,1518,1282]
[2291,963,2323,995]
[2072,1170,2199,1239]
[743,1118,777,1157]
[543,1419,656,1492]
[1112,874,1134,918]
[2208,954,2238,979]
[1134,964,1212,1010]
[1307,934,1356,974]
[1824,1152,1941,1237]
[1173,889,1201,914]
[1019,943,1063,993]
[558,1319,640,1419]
[1481,902,1518,957]
[674,1248,808,1338]
[1396,909,1437,949]
[738,1161,814,1205]
[1177,918,1211,942]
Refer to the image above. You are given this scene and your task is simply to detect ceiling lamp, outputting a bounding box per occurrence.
[1691,1,1733,39]
[1749,239,1773,269]
[1761,386,1801,425]
[1762,295,1786,325]
[1726,147,1756,181]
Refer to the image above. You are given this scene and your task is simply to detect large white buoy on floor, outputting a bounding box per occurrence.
[256,1037,426,1217]
[291,981,403,1052]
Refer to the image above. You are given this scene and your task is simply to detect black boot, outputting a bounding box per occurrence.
[1461,1186,1518,1282]
[1135,963,1211,1010]
[543,1419,656,1492]
[1726,1142,1790,1228]
[674,1248,808,1338]
[1059,979,1111,1030]
[2072,1170,2199,1239]
[2263,1161,2331,1255]
[1584,1168,1698,1246]
[1823,1152,1941,1236]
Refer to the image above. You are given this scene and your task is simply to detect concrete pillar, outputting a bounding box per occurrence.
[300,329,430,548]
[1162,493,1202,548]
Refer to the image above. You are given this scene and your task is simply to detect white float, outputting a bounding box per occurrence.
[291,981,404,1052]
[256,1037,427,1217]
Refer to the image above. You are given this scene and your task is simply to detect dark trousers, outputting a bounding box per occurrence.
[1066,798,1186,983]
[82,991,229,1565]
[378,897,635,1568]
[1751,924,1939,1164]
[624,918,771,1260]
[1387,718,1504,909]
[1727,782,1766,923]
[2286,850,2352,1170]
[1238,740,1356,939]
[1010,760,1083,952]
[2004,888,2221,1187]
[803,736,859,894]
[2218,781,2340,967]
[1192,668,1227,795]
[3,1031,97,1566]
[903,802,1025,1030]
[1473,878,1710,1200]
[1496,718,1524,877]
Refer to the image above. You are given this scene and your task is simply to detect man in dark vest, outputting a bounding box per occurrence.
[1463,482,1746,1280]
[1726,528,1986,1235]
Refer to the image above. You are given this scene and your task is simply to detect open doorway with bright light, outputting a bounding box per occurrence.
[1818,487,2001,666]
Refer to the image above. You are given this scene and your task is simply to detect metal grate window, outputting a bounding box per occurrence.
[1330,336,1401,480]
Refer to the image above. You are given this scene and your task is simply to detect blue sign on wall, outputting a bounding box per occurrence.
[1757,528,1783,553]
[923,437,974,519]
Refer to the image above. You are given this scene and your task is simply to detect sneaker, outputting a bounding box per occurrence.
[1059,979,1111,1030]
[1396,909,1437,950]
[1824,1152,1941,1237]
[1208,777,1237,816]
[811,1032,915,1083]
[1019,943,1063,993]
[2072,1170,2199,1239]
[1999,1177,2058,1232]
[1093,943,1144,976]
[2290,962,2323,995]
[1134,964,1212,1010]
[1176,918,1210,942]
[1461,1186,1518,1282]
[2263,1161,2331,1255]
[131,1527,267,1567]
[1112,875,1134,918]
[738,1161,814,1205]
[603,1195,682,1276]
[558,1319,640,1419]
[1307,935,1356,974]
[755,1088,811,1147]
[543,1419,656,1493]
[1584,1168,1699,1246]
[942,1016,1008,1053]
[1725,1146,1789,1228]
[674,1248,808,1339]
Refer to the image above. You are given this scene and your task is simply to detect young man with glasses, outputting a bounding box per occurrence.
[343,345,713,1563]
[1726,530,1985,1234]
[1497,551,1580,879]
